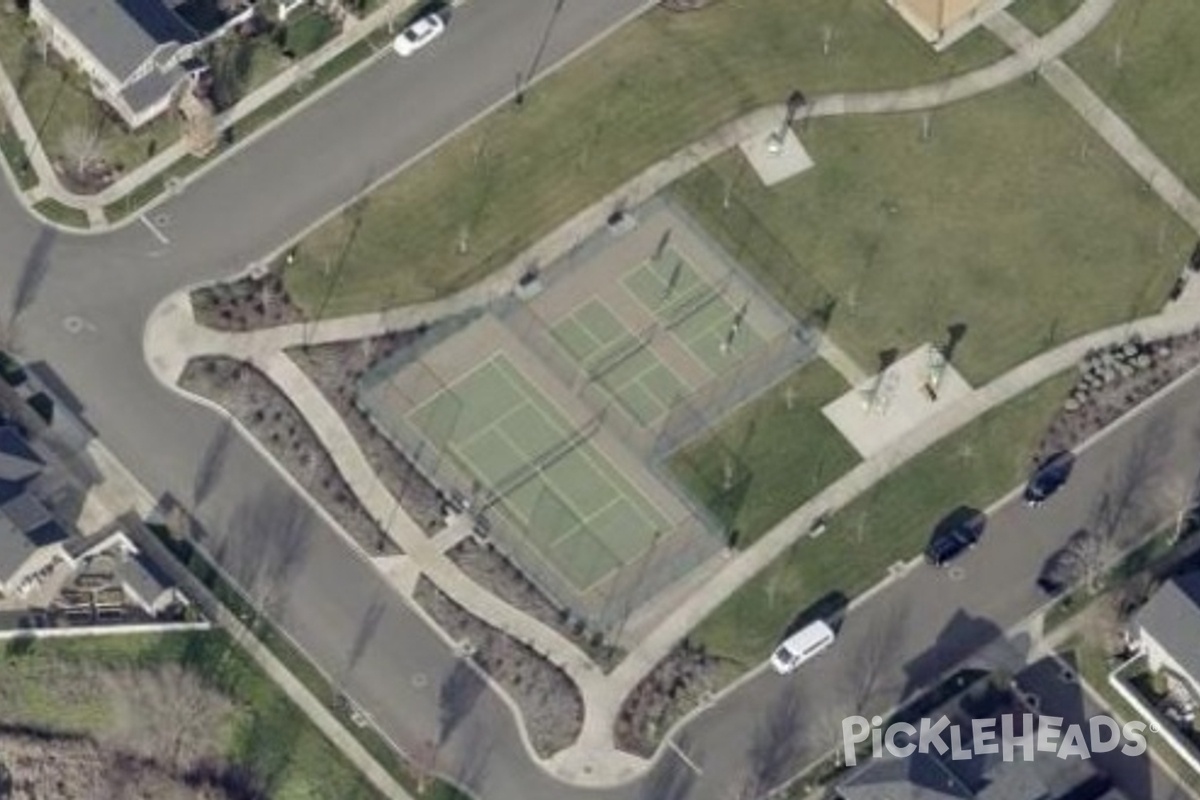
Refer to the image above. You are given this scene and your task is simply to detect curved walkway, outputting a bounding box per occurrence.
[143,0,1200,788]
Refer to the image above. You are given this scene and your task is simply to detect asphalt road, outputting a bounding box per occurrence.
[0,0,1196,797]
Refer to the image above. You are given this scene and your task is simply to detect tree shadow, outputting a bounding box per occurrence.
[840,599,913,715]
[437,658,487,747]
[192,419,234,508]
[877,348,899,373]
[214,484,313,623]
[6,226,56,345]
[745,687,804,793]
[346,595,385,676]
[1089,416,1172,545]
[638,748,696,800]
[944,322,968,362]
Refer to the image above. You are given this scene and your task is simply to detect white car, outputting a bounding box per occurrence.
[393,13,446,57]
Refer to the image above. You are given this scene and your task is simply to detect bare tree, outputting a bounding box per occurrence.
[59,124,103,181]
[104,663,234,769]
[840,602,910,715]
[1061,529,1120,594]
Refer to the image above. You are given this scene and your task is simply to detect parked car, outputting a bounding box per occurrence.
[925,507,986,567]
[393,12,446,57]
[1023,451,1075,508]
[769,620,836,675]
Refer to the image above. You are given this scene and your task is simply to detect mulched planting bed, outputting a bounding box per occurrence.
[448,538,622,671]
[191,271,305,332]
[614,639,731,758]
[414,576,584,758]
[1035,327,1200,460]
[288,334,445,535]
[179,356,400,555]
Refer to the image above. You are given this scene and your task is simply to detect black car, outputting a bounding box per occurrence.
[1023,451,1075,508]
[925,507,987,567]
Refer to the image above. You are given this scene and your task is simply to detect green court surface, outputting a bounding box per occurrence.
[623,251,766,373]
[408,355,668,590]
[551,299,687,427]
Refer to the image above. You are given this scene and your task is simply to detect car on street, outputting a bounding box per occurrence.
[393,12,446,57]
[1023,450,1075,507]
[769,620,836,675]
[925,507,986,567]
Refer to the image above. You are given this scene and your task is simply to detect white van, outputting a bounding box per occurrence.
[769,620,836,675]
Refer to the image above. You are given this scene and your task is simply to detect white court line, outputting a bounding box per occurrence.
[139,214,170,245]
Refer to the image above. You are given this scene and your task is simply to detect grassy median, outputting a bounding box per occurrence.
[283,0,1009,317]
[692,370,1074,666]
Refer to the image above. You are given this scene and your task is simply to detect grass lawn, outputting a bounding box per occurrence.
[674,80,1192,386]
[0,109,37,190]
[0,632,384,799]
[1064,0,1200,194]
[0,16,179,180]
[691,370,1074,666]
[34,197,89,227]
[283,0,1010,317]
[1006,0,1087,36]
[670,358,859,547]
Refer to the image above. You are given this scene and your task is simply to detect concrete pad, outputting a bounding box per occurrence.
[822,345,973,459]
[739,127,814,187]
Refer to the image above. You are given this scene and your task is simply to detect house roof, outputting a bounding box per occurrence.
[39,0,197,84]
[0,508,68,582]
[114,549,174,608]
[837,752,975,800]
[120,63,187,114]
[0,426,43,496]
[1137,570,1200,685]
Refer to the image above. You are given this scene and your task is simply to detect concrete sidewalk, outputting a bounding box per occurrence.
[138,0,1183,785]
[985,9,1200,234]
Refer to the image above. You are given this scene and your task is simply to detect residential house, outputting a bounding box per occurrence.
[884,0,1017,50]
[836,718,1129,800]
[0,426,70,598]
[71,530,185,616]
[1134,570,1200,700]
[29,0,253,130]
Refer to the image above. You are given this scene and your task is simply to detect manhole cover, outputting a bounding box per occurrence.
[153,212,171,227]
[63,317,85,333]
[410,672,428,689]
[947,566,966,581]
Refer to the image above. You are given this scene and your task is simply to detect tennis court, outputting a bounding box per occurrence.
[623,248,766,373]
[408,354,669,591]
[551,300,688,426]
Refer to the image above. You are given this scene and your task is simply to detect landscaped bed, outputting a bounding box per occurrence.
[192,269,305,331]
[674,80,1193,386]
[281,0,1010,317]
[287,333,450,534]
[178,356,400,555]
[448,537,622,671]
[614,639,737,758]
[414,577,584,758]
